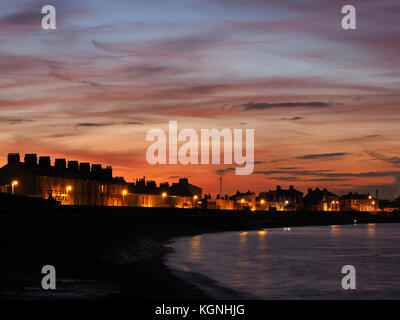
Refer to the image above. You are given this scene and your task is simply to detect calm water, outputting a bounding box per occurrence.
[165,223,400,299]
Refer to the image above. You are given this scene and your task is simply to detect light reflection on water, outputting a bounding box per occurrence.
[166,223,400,299]
[189,235,202,262]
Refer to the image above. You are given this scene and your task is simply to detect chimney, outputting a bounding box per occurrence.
[39,156,51,168]
[68,161,79,172]
[289,185,294,190]
[308,188,312,194]
[179,178,189,185]
[7,153,20,164]
[103,166,112,180]
[55,158,66,171]
[24,154,37,167]
[91,164,102,180]
[277,185,281,191]
[79,162,90,178]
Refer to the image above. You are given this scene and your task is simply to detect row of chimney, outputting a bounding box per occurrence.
[8,153,113,180]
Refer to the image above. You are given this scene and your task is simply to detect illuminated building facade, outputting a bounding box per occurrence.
[230,191,256,210]
[0,153,387,213]
[259,185,304,211]
[205,197,235,210]
[0,153,127,206]
[126,177,202,208]
[340,193,378,213]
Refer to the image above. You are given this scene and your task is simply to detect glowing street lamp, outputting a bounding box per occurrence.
[66,186,73,204]
[260,199,265,204]
[11,180,18,194]
[122,189,128,206]
[192,195,199,208]
[162,192,167,205]
[240,198,245,210]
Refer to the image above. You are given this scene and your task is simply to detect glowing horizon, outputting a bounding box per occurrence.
[1,0,400,199]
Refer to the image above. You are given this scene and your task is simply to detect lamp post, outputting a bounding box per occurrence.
[11,180,18,195]
[66,186,72,205]
[122,189,128,206]
[193,195,198,208]
[162,192,167,206]
[260,199,265,211]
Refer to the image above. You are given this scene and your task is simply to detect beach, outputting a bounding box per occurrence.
[0,208,399,300]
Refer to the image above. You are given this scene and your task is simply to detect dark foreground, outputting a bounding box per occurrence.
[0,205,399,300]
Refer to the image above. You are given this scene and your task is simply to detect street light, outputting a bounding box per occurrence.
[193,195,199,209]
[240,198,245,210]
[162,192,167,205]
[122,189,128,207]
[260,199,265,204]
[11,180,18,194]
[66,186,73,205]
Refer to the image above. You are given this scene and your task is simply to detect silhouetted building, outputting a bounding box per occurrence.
[230,191,256,210]
[259,185,303,211]
[0,153,126,206]
[129,177,165,195]
[170,178,202,197]
[304,188,340,211]
[379,197,400,213]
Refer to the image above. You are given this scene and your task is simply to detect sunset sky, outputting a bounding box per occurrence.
[1,0,400,198]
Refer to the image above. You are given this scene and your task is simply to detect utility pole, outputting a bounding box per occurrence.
[219,176,223,198]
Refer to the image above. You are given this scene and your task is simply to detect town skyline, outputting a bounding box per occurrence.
[1,0,400,199]
[0,152,396,202]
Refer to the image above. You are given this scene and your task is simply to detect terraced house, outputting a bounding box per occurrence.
[0,153,127,206]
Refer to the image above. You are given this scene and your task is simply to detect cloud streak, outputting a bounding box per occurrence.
[241,101,335,111]
[296,153,348,160]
